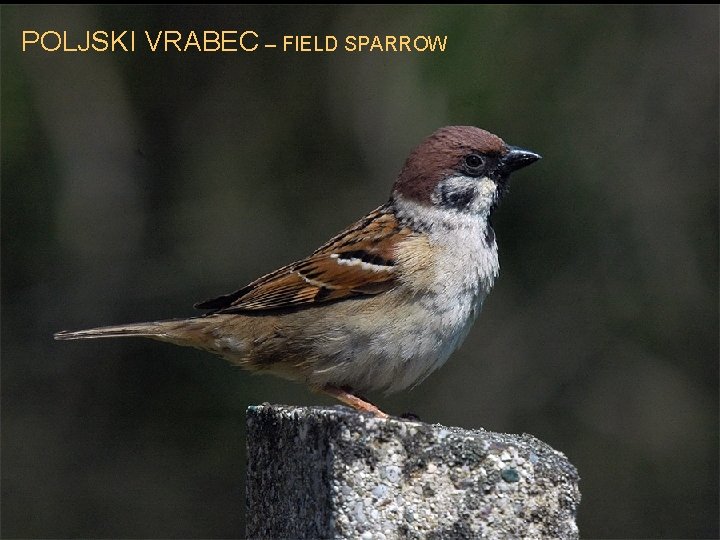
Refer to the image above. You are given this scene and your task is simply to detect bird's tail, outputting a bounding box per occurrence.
[54,318,211,347]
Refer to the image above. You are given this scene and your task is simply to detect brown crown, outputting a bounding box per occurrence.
[392,126,508,204]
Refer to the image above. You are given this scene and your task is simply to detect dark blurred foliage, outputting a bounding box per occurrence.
[2,5,717,538]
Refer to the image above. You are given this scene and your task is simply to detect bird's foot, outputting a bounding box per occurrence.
[320,385,389,419]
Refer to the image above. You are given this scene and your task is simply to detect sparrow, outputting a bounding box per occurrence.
[55,126,540,418]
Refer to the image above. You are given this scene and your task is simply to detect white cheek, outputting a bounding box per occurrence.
[434,174,498,216]
[478,177,496,198]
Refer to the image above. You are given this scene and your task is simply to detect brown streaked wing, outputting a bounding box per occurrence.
[194,204,413,313]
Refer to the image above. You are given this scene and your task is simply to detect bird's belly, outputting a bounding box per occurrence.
[306,287,486,394]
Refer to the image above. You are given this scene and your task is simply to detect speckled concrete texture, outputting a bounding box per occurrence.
[246,405,580,539]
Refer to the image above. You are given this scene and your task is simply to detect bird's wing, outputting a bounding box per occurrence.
[194,205,412,313]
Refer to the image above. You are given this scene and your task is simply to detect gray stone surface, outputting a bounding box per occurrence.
[246,404,580,539]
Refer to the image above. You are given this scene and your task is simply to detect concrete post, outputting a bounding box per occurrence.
[246,404,580,539]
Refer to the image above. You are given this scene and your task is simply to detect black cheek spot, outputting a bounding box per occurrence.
[439,184,475,211]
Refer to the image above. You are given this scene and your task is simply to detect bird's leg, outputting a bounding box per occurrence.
[320,385,389,419]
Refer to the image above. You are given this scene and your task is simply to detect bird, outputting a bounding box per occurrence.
[55,126,540,419]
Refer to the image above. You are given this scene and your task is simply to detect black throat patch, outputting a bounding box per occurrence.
[484,224,496,246]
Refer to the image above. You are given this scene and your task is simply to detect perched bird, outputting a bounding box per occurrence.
[55,126,540,418]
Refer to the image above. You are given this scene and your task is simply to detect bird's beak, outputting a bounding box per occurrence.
[501,146,542,173]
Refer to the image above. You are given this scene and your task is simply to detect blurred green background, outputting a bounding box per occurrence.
[2,5,718,538]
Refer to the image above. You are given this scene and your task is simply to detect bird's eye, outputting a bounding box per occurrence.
[464,154,484,175]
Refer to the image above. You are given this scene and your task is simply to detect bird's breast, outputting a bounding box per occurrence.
[396,213,499,301]
[366,216,499,392]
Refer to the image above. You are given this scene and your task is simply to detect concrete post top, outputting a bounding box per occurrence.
[246,404,580,539]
